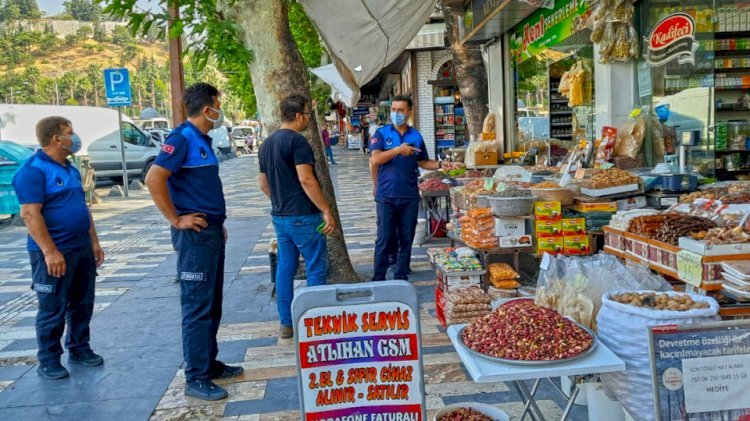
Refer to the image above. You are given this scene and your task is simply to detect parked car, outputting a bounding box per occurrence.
[0,104,159,182]
[209,126,235,159]
[0,140,33,217]
[230,126,256,155]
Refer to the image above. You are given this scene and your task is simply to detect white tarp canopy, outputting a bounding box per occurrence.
[301,0,436,100]
[310,63,360,108]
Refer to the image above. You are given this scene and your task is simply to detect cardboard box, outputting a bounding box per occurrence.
[564,235,591,255]
[537,236,564,255]
[535,220,562,237]
[534,201,562,220]
[495,217,527,237]
[475,151,498,166]
[617,196,647,211]
[562,218,586,235]
[571,201,617,213]
[499,235,533,248]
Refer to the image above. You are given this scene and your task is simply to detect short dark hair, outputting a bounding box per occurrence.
[391,95,412,110]
[280,94,310,122]
[36,116,71,147]
[183,83,220,117]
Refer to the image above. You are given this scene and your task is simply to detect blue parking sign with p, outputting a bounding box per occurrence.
[104,68,132,107]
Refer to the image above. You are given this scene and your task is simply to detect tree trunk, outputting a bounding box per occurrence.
[441,1,489,142]
[221,0,359,283]
[94,86,99,106]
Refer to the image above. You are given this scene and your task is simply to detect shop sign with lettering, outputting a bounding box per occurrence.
[644,13,700,67]
[509,0,590,64]
[293,281,425,421]
[648,321,750,420]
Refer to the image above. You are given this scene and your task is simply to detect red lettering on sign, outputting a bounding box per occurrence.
[649,13,694,50]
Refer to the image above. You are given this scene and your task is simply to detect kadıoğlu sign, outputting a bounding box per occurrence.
[644,12,700,67]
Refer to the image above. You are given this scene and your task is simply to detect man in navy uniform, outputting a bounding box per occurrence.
[370,95,457,281]
[13,116,105,380]
[145,83,242,401]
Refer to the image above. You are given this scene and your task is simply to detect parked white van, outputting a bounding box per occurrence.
[0,104,159,181]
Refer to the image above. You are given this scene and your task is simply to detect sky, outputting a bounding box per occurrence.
[38,0,158,16]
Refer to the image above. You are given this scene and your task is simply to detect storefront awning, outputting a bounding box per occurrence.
[310,63,360,108]
[406,22,447,50]
[300,0,437,88]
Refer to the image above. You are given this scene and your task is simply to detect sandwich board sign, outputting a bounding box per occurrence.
[292,280,426,421]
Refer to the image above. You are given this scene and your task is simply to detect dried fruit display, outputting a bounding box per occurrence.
[437,408,494,421]
[462,301,593,362]
[653,216,717,245]
[628,214,680,238]
[580,168,638,189]
[610,292,710,311]
[692,227,750,245]
[534,181,562,189]
[488,263,519,282]
[419,178,451,192]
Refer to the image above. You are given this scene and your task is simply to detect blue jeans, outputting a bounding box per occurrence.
[171,224,225,382]
[272,214,328,327]
[325,146,336,164]
[373,197,419,281]
[29,244,96,364]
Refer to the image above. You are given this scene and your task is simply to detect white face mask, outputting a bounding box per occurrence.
[206,107,224,130]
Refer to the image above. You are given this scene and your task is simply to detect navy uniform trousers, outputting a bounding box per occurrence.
[29,244,96,364]
[171,223,225,383]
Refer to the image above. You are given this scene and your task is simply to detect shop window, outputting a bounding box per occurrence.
[636,1,749,179]
[433,60,467,157]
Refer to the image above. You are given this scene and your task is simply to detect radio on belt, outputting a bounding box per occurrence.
[292,280,426,421]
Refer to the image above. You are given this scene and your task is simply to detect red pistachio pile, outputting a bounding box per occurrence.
[419,178,451,192]
[463,301,593,361]
[438,408,494,421]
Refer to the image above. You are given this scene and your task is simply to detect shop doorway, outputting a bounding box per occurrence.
[432,60,468,158]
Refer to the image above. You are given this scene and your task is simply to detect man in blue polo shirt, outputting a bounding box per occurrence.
[370,96,456,281]
[13,116,106,380]
[145,83,242,401]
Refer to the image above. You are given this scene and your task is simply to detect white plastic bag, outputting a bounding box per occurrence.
[597,291,720,421]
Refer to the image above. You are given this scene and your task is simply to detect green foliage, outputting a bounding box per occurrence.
[64,33,80,46]
[64,0,102,22]
[110,25,132,45]
[65,97,79,105]
[0,0,42,22]
[101,0,330,122]
[77,25,94,39]
[93,24,106,42]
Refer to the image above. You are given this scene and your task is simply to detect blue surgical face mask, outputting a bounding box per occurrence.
[61,133,82,155]
[390,112,406,127]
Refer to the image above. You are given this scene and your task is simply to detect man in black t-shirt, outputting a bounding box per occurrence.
[258,94,335,339]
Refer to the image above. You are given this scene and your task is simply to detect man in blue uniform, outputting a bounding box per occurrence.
[13,116,105,380]
[145,83,242,401]
[370,96,456,281]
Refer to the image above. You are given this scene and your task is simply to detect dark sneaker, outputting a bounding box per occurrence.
[185,379,228,401]
[210,363,244,380]
[68,350,104,367]
[37,361,69,380]
[279,325,293,339]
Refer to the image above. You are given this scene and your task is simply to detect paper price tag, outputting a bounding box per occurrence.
[630,108,642,118]
[600,163,614,169]
[483,178,495,191]
[495,182,507,192]
[540,253,551,271]
[677,250,703,287]
[575,168,586,179]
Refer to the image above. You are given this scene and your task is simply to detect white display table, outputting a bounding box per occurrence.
[447,324,626,421]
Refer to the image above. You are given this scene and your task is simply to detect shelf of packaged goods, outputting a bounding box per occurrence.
[551,122,572,127]
[550,111,572,115]
[715,68,750,73]
[715,49,750,56]
[715,168,750,173]
[715,149,750,154]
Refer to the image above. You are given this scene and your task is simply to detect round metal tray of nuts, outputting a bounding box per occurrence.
[456,323,597,366]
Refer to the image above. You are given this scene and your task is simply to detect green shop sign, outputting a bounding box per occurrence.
[510,0,590,64]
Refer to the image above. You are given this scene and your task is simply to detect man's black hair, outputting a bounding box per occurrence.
[391,95,412,110]
[280,93,310,122]
[184,83,220,117]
